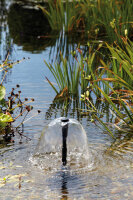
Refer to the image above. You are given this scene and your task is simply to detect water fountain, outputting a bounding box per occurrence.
[31,117,93,171]
[29,117,94,199]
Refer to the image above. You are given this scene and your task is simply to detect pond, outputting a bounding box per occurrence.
[0,0,133,199]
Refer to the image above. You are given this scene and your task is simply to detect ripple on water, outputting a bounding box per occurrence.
[29,147,94,174]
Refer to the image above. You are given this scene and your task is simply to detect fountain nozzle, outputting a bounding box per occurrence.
[61,118,69,123]
[61,118,69,166]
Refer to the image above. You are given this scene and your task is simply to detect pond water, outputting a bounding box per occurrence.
[0,1,133,199]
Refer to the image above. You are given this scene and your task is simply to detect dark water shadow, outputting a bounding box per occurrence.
[7,3,56,53]
[46,168,89,200]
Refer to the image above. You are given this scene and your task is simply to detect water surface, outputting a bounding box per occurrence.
[0,1,133,199]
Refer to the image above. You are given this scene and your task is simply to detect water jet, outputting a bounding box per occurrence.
[32,117,90,170]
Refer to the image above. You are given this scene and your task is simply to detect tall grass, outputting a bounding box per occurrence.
[38,0,81,32]
[80,0,133,41]
[84,38,133,136]
[44,43,99,96]
[40,0,133,43]
[45,54,80,95]
[106,38,133,85]
[45,37,133,137]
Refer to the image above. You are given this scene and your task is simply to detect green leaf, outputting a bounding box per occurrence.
[0,86,6,100]
[45,77,58,94]
[0,99,7,107]
[0,113,13,123]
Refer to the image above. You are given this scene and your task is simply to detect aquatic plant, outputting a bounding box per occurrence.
[106,38,133,85]
[38,0,81,32]
[45,36,133,137]
[40,0,133,43]
[45,53,80,95]
[82,38,133,136]
[80,0,133,41]
[0,56,22,132]
[44,42,100,97]
[0,56,40,142]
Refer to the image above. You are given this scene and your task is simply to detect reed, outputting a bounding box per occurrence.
[40,0,133,43]
[84,38,133,136]
[39,0,81,32]
[106,38,133,85]
[45,37,133,137]
[44,43,99,96]
[81,0,133,41]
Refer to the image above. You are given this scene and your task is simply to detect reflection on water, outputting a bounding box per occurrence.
[7,1,90,58]
[8,2,53,53]
[0,0,11,60]
[108,132,133,162]
[46,169,90,200]
[0,0,133,199]
[1,127,133,199]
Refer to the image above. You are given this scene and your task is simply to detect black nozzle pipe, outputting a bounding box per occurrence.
[61,118,69,166]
